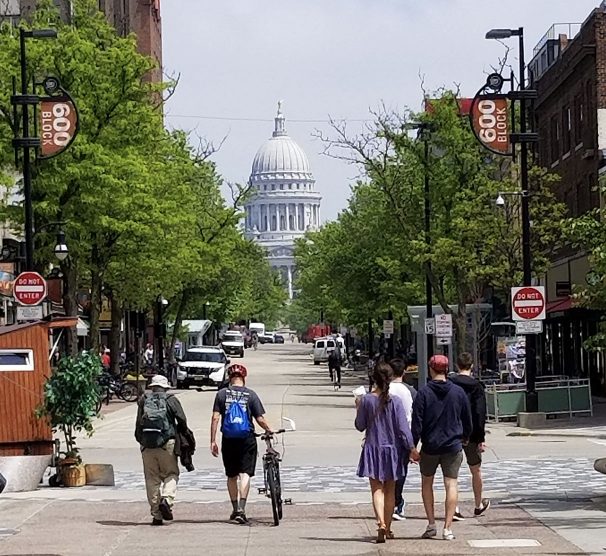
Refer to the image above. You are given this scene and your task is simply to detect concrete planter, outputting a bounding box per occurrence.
[0,455,51,492]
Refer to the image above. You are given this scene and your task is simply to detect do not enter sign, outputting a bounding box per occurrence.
[13,272,48,306]
[512,286,546,321]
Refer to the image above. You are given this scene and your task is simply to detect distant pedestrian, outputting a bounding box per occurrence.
[144,343,154,366]
[210,364,273,524]
[449,352,490,520]
[328,347,342,388]
[135,375,188,526]
[355,361,413,543]
[388,358,414,521]
[411,355,472,541]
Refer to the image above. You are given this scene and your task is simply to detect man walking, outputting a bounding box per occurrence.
[388,358,414,521]
[210,364,272,524]
[411,355,472,541]
[328,346,342,388]
[450,352,490,519]
[135,374,188,526]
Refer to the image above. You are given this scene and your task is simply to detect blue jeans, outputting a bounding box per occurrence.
[395,461,409,511]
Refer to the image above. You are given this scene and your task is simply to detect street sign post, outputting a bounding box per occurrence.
[383,320,394,336]
[436,337,452,345]
[424,318,435,335]
[511,286,546,321]
[516,320,543,335]
[435,314,453,338]
[13,271,47,306]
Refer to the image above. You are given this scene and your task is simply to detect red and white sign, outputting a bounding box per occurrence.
[13,272,48,306]
[512,286,546,321]
[39,98,78,158]
[470,96,511,155]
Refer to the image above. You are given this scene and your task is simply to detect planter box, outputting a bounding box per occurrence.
[0,455,51,492]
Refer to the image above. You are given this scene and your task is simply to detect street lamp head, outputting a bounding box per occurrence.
[161,297,169,306]
[205,301,210,307]
[486,28,514,40]
[54,230,68,261]
[496,194,506,207]
[31,29,58,39]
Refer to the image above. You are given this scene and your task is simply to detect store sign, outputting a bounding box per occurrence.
[39,98,78,158]
[470,96,511,155]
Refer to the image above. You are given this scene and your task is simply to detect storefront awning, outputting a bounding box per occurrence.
[547,297,573,314]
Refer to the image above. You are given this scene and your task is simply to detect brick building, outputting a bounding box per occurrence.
[7,0,162,82]
[530,6,606,396]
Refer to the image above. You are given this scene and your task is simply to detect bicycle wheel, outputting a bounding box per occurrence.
[266,460,282,526]
[118,382,138,402]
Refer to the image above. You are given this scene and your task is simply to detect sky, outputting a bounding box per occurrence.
[162,0,601,221]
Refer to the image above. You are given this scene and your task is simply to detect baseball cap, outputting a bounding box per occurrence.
[429,355,449,372]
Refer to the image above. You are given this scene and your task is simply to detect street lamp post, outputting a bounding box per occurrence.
[486,27,538,412]
[156,296,168,370]
[422,128,433,360]
[203,301,210,345]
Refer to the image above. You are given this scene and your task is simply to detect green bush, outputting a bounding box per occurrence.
[37,352,102,458]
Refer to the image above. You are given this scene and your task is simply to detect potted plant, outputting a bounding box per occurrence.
[37,352,102,487]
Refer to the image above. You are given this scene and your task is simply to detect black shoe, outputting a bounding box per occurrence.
[229,511,239,521]
[453,510,465,521]
[474,499,491,517]
[152,518,163,526]
[235,512,249,524]
[159,498,173,521]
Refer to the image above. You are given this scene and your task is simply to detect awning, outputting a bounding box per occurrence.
[547,297,573,314]
[77,318,89,337]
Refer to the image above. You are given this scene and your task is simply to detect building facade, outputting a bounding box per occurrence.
[244,104,322,299]
[6,0,162,83]
[530,7,606,395]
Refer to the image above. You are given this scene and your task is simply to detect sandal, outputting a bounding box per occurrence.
[376,526,387,544]
[386,530,395,540]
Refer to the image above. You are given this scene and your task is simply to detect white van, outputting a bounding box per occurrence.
[313,336,345,365]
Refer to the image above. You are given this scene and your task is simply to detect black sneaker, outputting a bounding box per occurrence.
[159,498,173,521]
[152,518,163,526]
[235,512,249,524]
[474,499,491,517]
[229,511,239,521]
[453,510,465,521]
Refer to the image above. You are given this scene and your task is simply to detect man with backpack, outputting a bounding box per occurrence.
[135,374,188,526]
[210,364,272,524]
[327,346,342,388]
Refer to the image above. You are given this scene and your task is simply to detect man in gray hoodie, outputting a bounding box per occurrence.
[411,355,472,541]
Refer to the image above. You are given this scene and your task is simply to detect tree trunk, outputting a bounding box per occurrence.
[89,256,102,355]
[62,261,79,357]
[169,290,188,362]
[109,292,122,376]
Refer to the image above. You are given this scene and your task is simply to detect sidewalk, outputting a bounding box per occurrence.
[0,498,589,556]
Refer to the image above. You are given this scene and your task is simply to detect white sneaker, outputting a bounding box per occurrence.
[392,511,406,521]
[442,528,455,541]
[421,525,437,539]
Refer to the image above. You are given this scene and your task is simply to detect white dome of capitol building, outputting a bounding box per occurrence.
[244,102,322,299]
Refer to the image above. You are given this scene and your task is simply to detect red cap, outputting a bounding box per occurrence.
[429,355,449,372]
[228,364,248,379]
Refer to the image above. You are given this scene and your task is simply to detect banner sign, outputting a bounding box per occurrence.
[39,97,79,159]
[470,95,511,156]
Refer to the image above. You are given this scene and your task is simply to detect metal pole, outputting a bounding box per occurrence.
[156,297,164,370]
[368,317,374,359]
[20,29,34,271]
[518,28,538,413]
[387,309,395,360]
[424,133,434,359]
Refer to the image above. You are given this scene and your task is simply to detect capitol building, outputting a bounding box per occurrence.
[244,103,322,298]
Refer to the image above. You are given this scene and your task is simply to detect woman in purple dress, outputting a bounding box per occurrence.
[355,361,413,543]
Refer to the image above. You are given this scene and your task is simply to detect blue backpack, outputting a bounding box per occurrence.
[223,394,250,438]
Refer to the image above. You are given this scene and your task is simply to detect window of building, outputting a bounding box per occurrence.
[280,215,286,229]
[271,215,277,231]
[574,93,584,146]
[562,106,571,154]
[0,349,34,372]
[271,184,276,191]
[289,184,293,190]
[280,184,284,190]
[550,115,560,163]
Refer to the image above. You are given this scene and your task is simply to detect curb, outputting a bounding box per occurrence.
[507,431,606,439]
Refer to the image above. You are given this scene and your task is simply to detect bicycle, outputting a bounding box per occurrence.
[95,372,139,413]
[256,417,296,526]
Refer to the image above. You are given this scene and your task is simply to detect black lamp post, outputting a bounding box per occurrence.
[486,27,538,413]
[203,300,210,345]
[156,295,168,370]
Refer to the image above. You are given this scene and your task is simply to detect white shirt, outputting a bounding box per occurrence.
[389,381,413,426]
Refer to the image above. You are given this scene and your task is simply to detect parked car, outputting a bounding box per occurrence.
[176,347,229,389]
[220,331,245,358]
[259,333,275,344]
[274,334,285,344]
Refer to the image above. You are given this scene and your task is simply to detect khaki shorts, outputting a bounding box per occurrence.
[463,442,482,467]
[419,450,463,479]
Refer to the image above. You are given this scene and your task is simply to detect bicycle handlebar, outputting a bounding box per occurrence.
[255,428,291,439]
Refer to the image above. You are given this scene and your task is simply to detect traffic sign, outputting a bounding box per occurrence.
[516,320,543,335]
[512,286,546,321]
[383,320,394,335]
[17,305,44,321]
[435,314,453,337]
[424,318,435,335]
[13,272,47,306]
[437,337,452,345]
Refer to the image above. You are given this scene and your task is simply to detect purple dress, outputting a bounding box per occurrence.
[355,393,413,481]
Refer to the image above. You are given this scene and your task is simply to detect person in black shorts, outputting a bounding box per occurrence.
[210,364,272,524]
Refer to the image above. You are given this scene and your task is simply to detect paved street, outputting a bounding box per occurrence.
[2,343,606,555]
